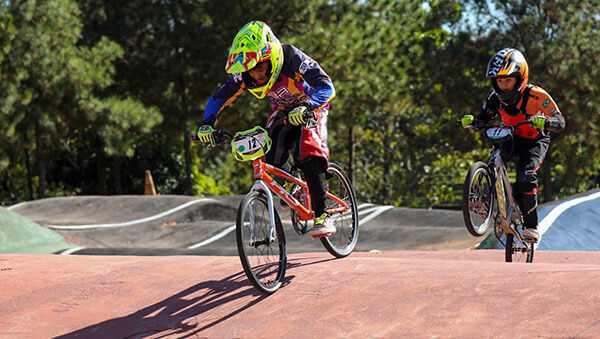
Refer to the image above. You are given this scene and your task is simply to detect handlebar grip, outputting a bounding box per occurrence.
[190,131,233,147]
[304,110,316,121]
[213,130,233,144]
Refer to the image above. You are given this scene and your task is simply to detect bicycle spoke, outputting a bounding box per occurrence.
[319,163,359,258]
[463,162,494,237]
[236,192,286,294]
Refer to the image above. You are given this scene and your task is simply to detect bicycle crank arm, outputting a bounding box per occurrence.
[508,223,529,245]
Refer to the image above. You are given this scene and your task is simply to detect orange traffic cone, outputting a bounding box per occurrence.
[145,170,157,195]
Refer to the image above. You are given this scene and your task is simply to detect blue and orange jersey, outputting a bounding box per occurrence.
[202,44,335,126]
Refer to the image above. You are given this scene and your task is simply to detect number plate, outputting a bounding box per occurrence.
[231,126,272,161]
[486,126,512,140]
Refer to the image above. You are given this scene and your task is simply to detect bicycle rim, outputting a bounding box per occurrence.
[463,162,494,237]
[505,233,534,263]
[320,163,359,258]
[236,191,287,294]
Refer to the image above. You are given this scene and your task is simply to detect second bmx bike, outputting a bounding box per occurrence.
[462,120,538,263]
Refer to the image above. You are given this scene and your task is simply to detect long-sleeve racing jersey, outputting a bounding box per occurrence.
[477,85,565,139]
[202,44,335,126]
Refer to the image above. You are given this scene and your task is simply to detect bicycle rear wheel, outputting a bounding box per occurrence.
[320,163,359,258]
[463,161,494,237]
[236,191,286,294]
[505,233,534,263]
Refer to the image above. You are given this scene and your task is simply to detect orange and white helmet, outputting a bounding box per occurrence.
[486,48,529,105]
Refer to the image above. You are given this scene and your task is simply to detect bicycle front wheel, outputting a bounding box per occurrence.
[236,191,286,294]
[463,161,494,237]
[320,163,359,258]
[505,233,534,263]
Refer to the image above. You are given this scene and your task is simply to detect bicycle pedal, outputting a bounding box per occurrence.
[310,232,333,240]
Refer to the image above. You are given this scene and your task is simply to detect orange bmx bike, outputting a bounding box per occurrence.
[193,116,359,293]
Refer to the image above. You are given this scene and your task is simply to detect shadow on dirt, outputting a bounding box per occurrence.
[55,270,268,338]
[55,256,337,338]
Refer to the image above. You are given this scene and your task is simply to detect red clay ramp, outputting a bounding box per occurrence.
[1,250,599,338]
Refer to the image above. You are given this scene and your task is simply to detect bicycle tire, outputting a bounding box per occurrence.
[505,233,534,263]
[236,191,287,294]
[462,161,494,237]
[319,163,359,258]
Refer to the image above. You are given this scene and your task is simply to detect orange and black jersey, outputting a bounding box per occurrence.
[477,85,566,139]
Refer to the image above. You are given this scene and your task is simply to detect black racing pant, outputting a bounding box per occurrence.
[500,135,550,229]
[265,117,328,217]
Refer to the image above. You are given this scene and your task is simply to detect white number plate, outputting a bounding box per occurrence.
[486,126,512,140]
[233,130,268,156]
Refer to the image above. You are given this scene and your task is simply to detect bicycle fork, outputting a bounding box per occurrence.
[247,180,278,247]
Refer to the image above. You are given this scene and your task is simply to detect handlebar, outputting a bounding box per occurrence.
[456,118,534,131]
[191,110,316,147]
[190,130,233,148]
[268,110,316,130]
[458,118,538,146]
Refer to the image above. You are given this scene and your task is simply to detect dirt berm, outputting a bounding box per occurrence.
[6,195,481,255]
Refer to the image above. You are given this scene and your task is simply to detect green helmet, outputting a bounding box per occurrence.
[225,21,283,99]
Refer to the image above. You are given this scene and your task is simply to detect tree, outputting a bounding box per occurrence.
[1,0,161,199]
[78,0,317,196]
[286,0,467,206]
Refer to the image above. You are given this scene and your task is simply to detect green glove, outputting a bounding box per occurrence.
[461,115,475,128]
[288,106,307,126]
[197,125,216,146]
[532,115,547,130]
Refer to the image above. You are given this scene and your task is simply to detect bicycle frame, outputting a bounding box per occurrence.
[488,145,527,244]
[248,159,349,225]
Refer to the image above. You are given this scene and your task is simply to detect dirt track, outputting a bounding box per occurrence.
[3,194,600,338]
[2,250,599,338]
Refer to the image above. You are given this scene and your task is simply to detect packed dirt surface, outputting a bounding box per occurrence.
[4,194,600,338]
[2,250,599,338]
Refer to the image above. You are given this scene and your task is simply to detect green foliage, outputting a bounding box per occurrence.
[0,0,161,201]
[190,156,232,196]
[1,0,599,208]
[86,96,162,157]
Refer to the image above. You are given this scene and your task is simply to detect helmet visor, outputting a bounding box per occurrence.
[226,51,259,74]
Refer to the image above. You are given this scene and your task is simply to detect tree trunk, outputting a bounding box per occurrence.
[348,124,355,186]
[184,126,193,195]
[96,143,107,195]
[24,145,34,200]
[3,168,16,202]
[113,156,122,195]
[35,121,46,199]
[382,131,392,204]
